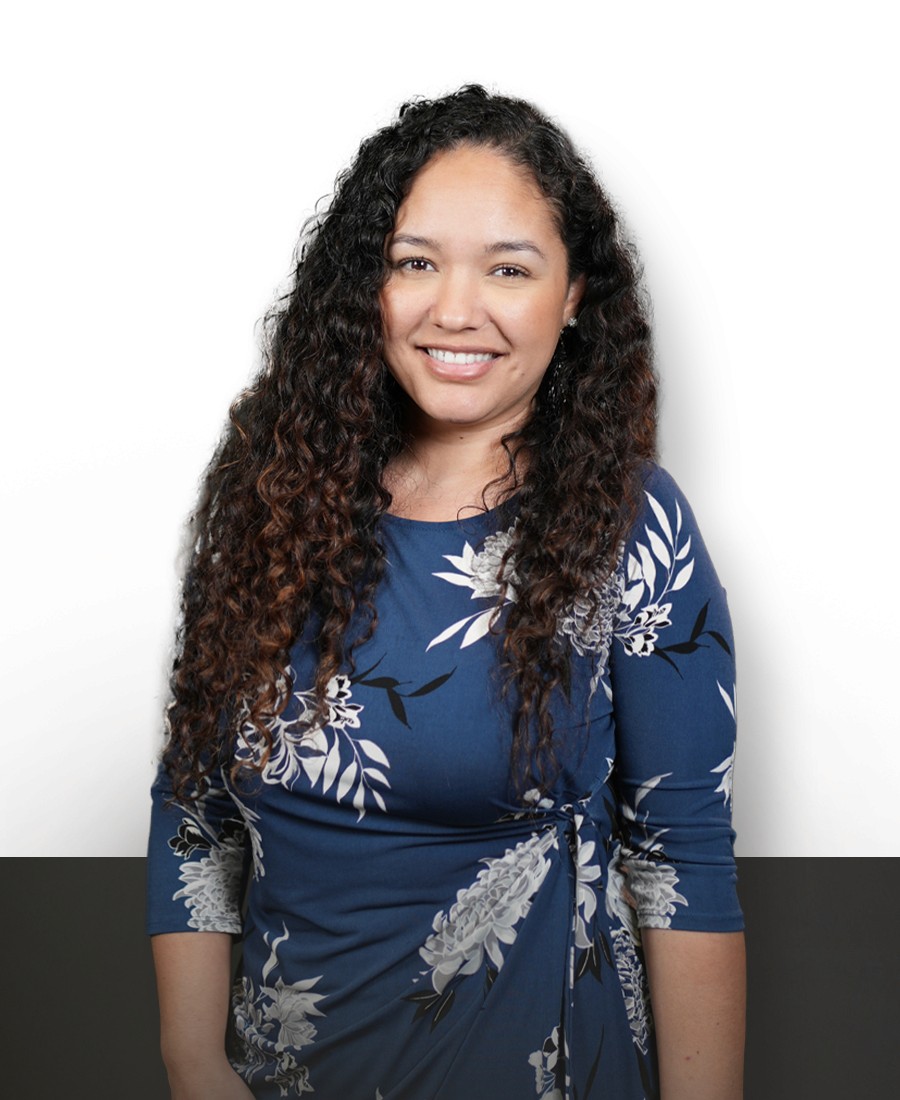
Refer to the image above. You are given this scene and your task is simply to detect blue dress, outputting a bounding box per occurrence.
[147,465,743,1099]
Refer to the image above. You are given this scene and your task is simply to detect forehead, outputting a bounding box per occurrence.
[392,145,562,244]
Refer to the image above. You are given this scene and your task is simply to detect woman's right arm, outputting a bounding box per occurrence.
[147,760,252,1097]
[152,932,254,1098]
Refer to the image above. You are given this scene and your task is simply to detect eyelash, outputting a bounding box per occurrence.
[393,257,528,278]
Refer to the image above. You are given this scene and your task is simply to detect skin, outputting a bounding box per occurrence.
[380,144,583,521]
[152,144,745,1099]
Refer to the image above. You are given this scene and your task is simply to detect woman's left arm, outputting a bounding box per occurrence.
[608,467,745,1096]
[643,928,746,1100]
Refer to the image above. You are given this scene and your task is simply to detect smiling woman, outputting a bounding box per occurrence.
[381,146,582,453]
[148,86,745,1100]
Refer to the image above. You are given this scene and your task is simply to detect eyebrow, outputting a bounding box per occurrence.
[388,234,547,261]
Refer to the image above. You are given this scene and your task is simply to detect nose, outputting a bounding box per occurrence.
[429,269,485,331]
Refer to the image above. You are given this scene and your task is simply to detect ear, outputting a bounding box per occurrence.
[563,274,586,324]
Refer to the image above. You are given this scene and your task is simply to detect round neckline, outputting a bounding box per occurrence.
[381,495,519,530]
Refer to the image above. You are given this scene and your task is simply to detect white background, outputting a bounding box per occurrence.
[1,1,896,856]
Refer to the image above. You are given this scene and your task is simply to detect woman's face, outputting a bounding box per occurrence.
[380,145,583,440]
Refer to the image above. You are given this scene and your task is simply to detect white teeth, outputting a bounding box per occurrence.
[426,348,496,365]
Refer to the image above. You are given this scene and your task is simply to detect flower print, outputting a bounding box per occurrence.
[624,859,688,928]
[168,819,210,858]
[419,829,557,994]
[234,670,391,821]
[322,674,364,730]
[713,681,737,808]
[434,527,518,600]
[428,527,518,650]
[615,487,694,658]
[528,1025,566,1099]
[572,814,602,951]
[262,976,326,1051]
[619,603,672,657]
[174,836,245,932]
[232,928,325,1095]
[558,570,624,657]
[605,842,639,942]
[711,749,735,808]
[265,1051,313,1096]
[234,799,265,880]
[611,928,652,1054]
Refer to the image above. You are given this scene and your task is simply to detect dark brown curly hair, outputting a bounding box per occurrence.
[164,85,657,800]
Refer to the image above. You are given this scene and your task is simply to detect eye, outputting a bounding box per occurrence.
[492,264,528,278]
[394,256,434,272]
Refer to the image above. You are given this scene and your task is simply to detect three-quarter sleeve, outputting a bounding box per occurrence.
[609,466,743,933]
[146,758,250,935]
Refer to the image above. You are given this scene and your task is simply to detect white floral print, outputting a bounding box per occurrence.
[712,681,737,808]
[611,927,652,1054]
[235,672,390,821]
[419,829,558,994]
[572,813,602,951]
[613,774,689,933]
[428,527,517,649]
[174,832,245,932]
[624,860,688,928]
[232,925,325,1097]
[528,1024,567,1099]
[615,489,694,657]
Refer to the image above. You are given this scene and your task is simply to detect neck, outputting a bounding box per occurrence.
[385,412,525,522]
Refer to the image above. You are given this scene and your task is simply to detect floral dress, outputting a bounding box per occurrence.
[147,465,742,1099]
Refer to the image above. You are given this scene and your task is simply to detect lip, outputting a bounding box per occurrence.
[419,347,501,381]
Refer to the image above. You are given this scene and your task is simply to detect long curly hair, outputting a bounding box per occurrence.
[164,85,656,800]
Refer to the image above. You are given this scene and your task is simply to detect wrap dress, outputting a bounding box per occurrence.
[147,465,743,1098]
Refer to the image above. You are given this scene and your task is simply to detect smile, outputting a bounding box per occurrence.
[424,348,499,365]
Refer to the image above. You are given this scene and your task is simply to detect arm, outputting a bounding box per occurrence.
[643,929,745,1100]
[147,760,252,1097]
[152,932,254,1099]
[609,467,745,1095]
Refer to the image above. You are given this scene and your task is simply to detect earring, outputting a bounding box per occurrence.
[566,316,577,328]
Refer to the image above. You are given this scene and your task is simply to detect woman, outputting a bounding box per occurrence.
[148,86,745,1099]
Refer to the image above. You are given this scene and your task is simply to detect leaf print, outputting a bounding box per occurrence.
[631,773,670,812]
[712,681,737,807]
[636,541,657,595]
[645,490,674,544]
[717,680,736,720]
[432,571,480,587]
[690,602,709,640]
[387,690,410,727]
[646,526,671,570]
[461,607,499,647]
[336,762,357,803]
[711,750,736,808]
[671,559,694,590]
[234,673,392,821]
[405,670,456,697]
[363,767,390,787]
[426,611,483,650]
[358,739,389,767]
[616,486,696,662]
[320,741,341,795]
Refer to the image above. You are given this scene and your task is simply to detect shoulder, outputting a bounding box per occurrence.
[631,463,698,534]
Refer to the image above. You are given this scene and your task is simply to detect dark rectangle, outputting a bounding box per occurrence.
[1,857,897,1097]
